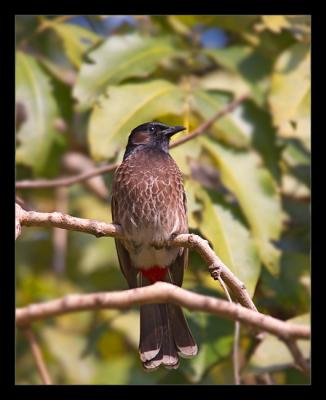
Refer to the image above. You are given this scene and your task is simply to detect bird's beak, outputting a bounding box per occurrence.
[163,125,186,138]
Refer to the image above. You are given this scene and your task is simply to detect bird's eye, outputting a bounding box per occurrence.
[149,126,155,133]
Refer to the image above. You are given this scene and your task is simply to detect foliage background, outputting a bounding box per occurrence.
[15,15,310,384]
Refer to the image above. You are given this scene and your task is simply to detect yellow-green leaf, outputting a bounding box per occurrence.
[205,46,271,105]
[196,186,261,297]
[200,137,283,274]
[16,51,65,176]
[74,33,179,109]
[269,43,310,149]
[247,313,310,373]
[50,23,100,68]
[88,80,186,161]
[193,90,251,148]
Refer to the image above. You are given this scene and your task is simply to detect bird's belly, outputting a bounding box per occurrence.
[129,244,180,269]
[123,222,181,269]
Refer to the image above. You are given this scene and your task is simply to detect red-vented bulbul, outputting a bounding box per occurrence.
[111,122,198,371]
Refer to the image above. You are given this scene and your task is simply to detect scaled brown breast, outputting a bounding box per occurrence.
[111,147,188,242]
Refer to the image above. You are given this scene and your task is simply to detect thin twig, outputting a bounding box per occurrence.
[15,163,120,189]
[15,282,310,341]
[15,94,249,190]
[233,321,241,385]
[170,93,249,149]
[217,274,240,385]
[283,338,310,376]
[21,326,52,385]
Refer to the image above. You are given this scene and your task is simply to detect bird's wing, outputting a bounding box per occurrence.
[168,187,188,287]
[168,248,188,287]
[111,195,138,289]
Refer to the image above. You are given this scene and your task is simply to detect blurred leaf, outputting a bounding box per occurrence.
[167,15,257,35]
[42,326,96,383]
[260,252,310,313]
[79,237,119,274]
[184,179,202,229]
[256,16,311,43]
[247,313,310,374]
[240,100,281,180]
[199,70,250,98]
[92,356,133,384]
[193,90,251,148]
[16,51,66,176]
[269,43,310,149]
[285,16,311,42]
[88,80,186,161]
[49,22,100,68]
[205,46,272,104]
[74,33,179,109]
[109,310,139,348]
[200,137,283,274]
[259,16,291,33]
[196,186,261,297]
[37,55,76,86]
[180,312,234,382]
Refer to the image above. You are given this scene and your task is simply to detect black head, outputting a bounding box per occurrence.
[123,122,185,160]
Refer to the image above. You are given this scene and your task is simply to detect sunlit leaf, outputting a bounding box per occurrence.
[50,22,100,68]
[259,16,291,33]
[196,185,261,297]
[167,15,257,35]
[42,326,96,383]
[16,51,66,176]
[192,90,251,148]
[247,313,310,374]
[88,80,186,161]
[200,137,283,274]
[205,46,272,104]
[74,33,179,109]
[199,70,250,98]
[180,312,234,382]
[269,43,310,149]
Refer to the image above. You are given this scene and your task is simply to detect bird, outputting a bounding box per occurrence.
[111,121,198,371]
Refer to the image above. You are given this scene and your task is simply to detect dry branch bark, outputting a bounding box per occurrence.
[16,282,310,340]
[15,204,255,311]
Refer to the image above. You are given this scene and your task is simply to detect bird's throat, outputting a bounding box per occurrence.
[140,266,167,284]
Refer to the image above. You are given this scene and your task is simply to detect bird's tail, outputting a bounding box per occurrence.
[139,303,198,371]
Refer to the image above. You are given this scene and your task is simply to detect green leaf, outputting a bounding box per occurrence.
[88,80,186,161]
[74,33,179,109]
[167,15,257,35]
[196,186,261,297]
[192,90,251,148]
[199,70,250,99]
[247,313,310,374]
[261,252,310,313]
[50,22,100,68]
[16,51,65,176]
[205,46,272,105]
[269,43,310,149]
[42,326,96,383]
[200,137,283,274]
[180,312,234,383]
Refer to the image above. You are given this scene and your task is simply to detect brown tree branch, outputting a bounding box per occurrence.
[15,94,248,190]
[169,93,248,149]
[283,338,310,376]
[15,203,310,375]
[15,203,255,312]
[21,326,52,385]
[16,282,310,341]
[15,163,120,189]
